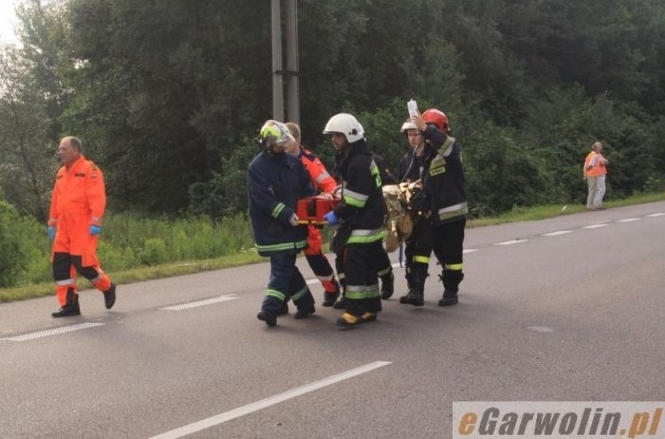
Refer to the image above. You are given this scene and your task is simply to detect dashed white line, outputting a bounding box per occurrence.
[647,213,665,217]
[617,218,640,223]
[463,249,479,254]
[495,239,528,246]
[147,361,392,439]
[542,231,573,237]
[161,295,238,311]
[0,323,105,342]
[583,224,609,229]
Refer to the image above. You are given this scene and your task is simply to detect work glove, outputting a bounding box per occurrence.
[47,226,56,241]
[323,211,338,226]
[289,213,300,227]
[90,225,102,236]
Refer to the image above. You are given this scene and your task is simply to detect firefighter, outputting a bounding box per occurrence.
[48,136,116,317]
[329,138,395,307]
[322,113,385,327]
[401,109,467,307]
[249,120,318,327]
[284,122,341,307]
[394,119,436,303]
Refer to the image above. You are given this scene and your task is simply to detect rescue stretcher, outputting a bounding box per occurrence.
[296,196,341,226]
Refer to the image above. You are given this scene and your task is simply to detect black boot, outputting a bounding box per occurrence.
[405,287,425,307]
[257,310,277,327]
[399,266,414,304]
[52,288,81,318]
[104,283,116,310]
[294,305,316,319]
[404,265,428,306]
[380,272,394,300]
[322,289,340,307]
[437,270,463,307]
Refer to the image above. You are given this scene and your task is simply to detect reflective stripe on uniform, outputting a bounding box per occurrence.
[291,286,309,301]
[342,187,369,208]
[348,228,385,244]
[438,202,468,221]
[56,278,76,286]
[345,284,380,300]
[414,255,430,264]
[445,263,463,271]
[315,172,332,185]
[266,289,287,301]
[271,203,286,218]
[256,240,307,253]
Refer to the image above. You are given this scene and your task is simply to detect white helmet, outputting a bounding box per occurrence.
[400,119,418,133]
[323,113,364,143]
[259,120,294,147]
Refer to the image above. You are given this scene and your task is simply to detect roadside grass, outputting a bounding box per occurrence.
[2,192,664,303]
[469,192,665,227]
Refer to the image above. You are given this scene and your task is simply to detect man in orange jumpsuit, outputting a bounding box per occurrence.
[48,136,116,317]
[285,122,341,307]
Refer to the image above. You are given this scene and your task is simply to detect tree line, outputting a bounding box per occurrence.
[2,0,665,224]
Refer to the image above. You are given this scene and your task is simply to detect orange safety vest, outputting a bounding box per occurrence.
[300,148,337,192]
[584,151,607,178]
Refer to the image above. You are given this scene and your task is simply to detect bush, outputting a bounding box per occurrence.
[0,200,32,287]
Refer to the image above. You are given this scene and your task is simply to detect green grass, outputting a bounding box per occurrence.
[2,191,665,303]
[0,251,263,303]
[468,192,665,228]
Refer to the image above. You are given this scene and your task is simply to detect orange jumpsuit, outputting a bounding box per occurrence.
[299,148,340,295]
[48,156,113,306]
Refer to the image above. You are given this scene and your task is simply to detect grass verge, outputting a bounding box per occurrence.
[2,192,665,303]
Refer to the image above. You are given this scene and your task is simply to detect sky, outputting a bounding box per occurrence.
[0,0,19,45]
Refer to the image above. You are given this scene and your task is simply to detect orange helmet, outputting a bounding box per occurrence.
[422,109,450,132]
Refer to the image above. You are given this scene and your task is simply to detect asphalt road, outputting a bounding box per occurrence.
[1,202,664,439]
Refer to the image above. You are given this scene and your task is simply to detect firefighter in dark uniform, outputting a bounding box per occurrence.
[322,113,386,327]
[248,120,317,327]
[394,119,436,303]
[401,109,467,307]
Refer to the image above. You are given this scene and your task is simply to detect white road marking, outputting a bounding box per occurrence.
[647,213,665,217]
[617,218,640,223]
[495,239,527,246]
[583,224,609,229]
[542,231,573,237]
[147,361,392,439]
[0,323,105,342]
[527,326,555,333]
[160,295,238,311]
[463,249,479,254]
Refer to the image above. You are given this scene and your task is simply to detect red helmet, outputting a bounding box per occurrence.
[422,108,450,132]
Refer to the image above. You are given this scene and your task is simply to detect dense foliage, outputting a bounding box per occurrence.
[2,0,665,221]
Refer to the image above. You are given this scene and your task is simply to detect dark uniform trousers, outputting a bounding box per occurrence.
[431,218,466,292]
[339,241,383,317]
[404,215,433,289]
[261,253,315,315]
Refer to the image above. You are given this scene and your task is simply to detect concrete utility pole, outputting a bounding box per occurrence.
[271,0,284,121]
[271,0,300,123]
[285,0,299,124]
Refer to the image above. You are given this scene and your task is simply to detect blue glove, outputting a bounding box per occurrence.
[47,226,56,241]
[323,211,338,226]
[90,225,102,236]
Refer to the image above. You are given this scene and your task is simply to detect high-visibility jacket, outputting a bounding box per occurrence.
[49,155,106,227]
[300,148,337,193]
[584,151,607,177]
[48,155,107,267]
